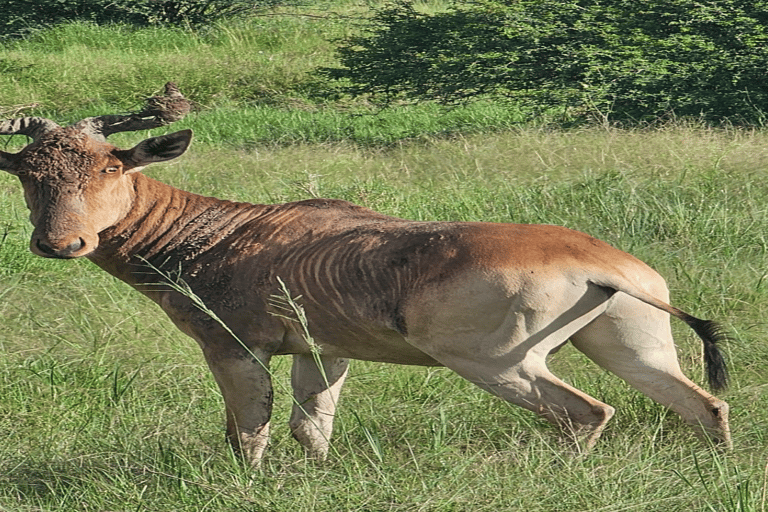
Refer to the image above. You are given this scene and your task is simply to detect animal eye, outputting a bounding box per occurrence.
[102,166,120,174]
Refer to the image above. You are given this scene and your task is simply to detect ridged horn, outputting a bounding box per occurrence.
[73,82,192,141]
[0,117,60,141]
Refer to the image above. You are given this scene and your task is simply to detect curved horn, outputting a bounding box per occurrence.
[73,82,192,141]
[0,117,60,141]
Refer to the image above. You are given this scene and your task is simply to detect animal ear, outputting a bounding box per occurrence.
[120,129,193,173]
[0,150,20,175]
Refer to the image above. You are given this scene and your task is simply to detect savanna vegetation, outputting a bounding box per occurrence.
[327,0,768,124]
[1,1,767,511]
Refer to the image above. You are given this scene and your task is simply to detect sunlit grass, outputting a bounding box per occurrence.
[2,124,768,510]
[1,5,767,511]
[0,12,348,111]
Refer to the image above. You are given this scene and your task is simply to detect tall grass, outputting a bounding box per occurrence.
[2,126,768,511]
[0,5,526,148]
[1,5,768,512]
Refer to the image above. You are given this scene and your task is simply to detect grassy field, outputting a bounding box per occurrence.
[1,3,768,511]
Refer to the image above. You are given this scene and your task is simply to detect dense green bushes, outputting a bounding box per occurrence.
[325,0,768,124]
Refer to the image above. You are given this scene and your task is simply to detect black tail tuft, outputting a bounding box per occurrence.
[686,317,730,392]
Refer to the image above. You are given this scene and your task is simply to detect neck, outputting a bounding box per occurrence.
[88,173,262,291]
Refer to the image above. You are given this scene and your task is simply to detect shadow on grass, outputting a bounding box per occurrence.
[0,442,251,510]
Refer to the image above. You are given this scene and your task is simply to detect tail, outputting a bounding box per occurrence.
[591,279,730,392]
[676,314,730,392]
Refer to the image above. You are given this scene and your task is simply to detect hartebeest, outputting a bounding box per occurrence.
[0,84,731,465]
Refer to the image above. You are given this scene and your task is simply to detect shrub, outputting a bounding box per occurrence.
[323,0,768,124]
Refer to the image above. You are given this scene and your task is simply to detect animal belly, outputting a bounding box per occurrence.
[288,321,441,366]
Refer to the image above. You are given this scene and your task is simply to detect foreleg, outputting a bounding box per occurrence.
[205,348,274,466]
[290,353,349,459]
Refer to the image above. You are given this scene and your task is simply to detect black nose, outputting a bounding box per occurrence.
[35,237,85,259]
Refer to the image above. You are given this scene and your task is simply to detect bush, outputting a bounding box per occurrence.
[0,0,282,38]
[324,0,768,124]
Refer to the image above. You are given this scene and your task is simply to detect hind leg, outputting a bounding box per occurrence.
[406,277,623,451]
[438,352,616,452]
[290,354,349,459]
[570,296,731,447]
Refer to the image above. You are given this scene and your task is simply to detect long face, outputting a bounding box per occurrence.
[12,127,137,258]
[1,127,192,259]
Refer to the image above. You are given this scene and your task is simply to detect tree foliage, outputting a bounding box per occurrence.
[325,0,768,124]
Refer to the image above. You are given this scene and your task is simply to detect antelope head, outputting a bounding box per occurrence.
[0,83,193,258]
